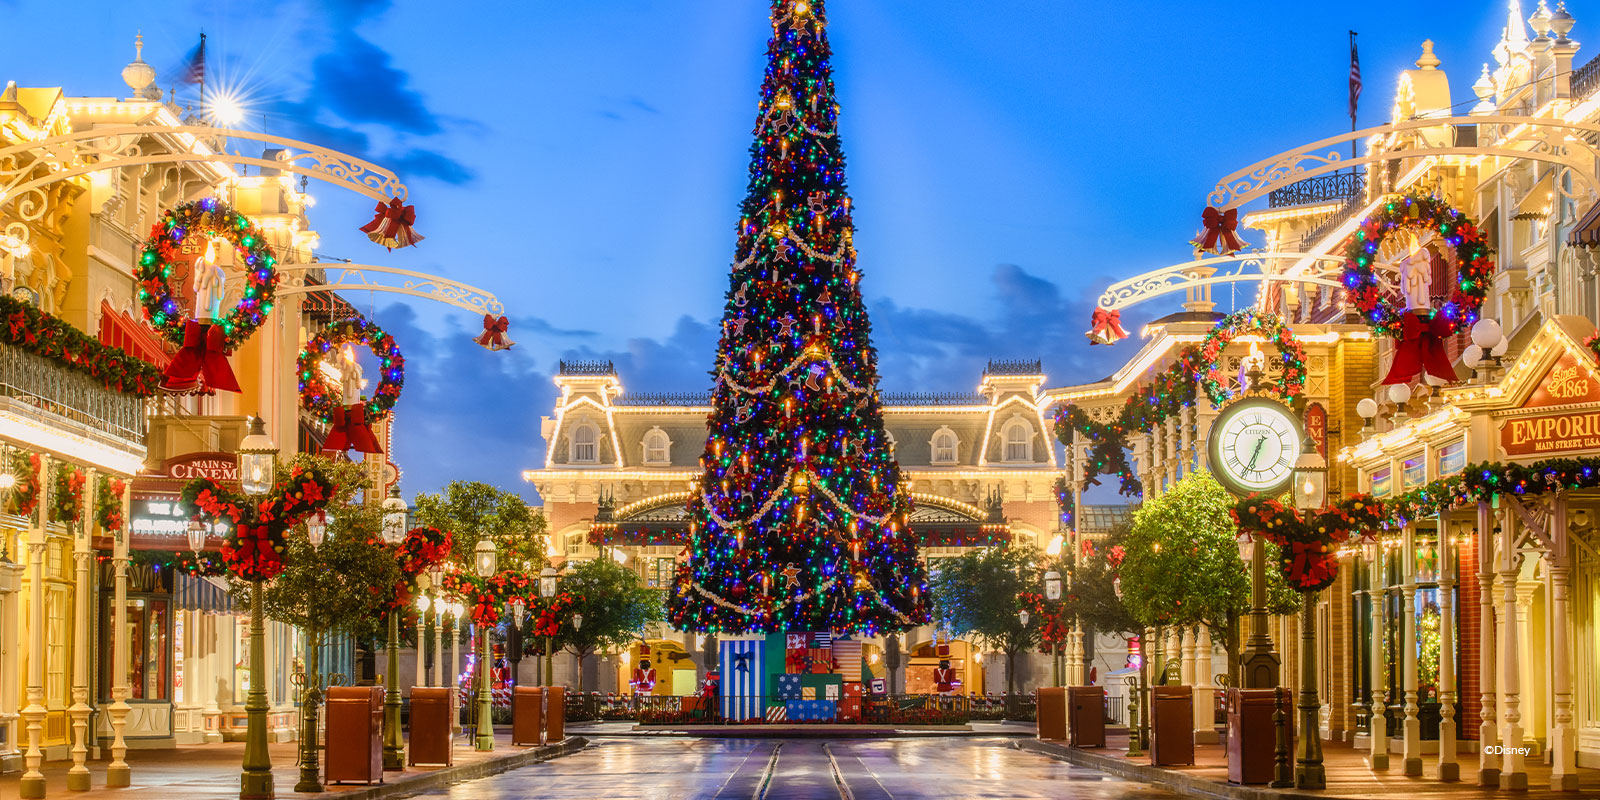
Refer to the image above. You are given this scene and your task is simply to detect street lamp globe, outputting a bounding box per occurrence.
[380,487,408,545]
[414,594,431,613]
[509,596,527,625]
[305,510,328,550]
[1043,569,1062,601]
[186,517,208,554]
[539,565,558,599]
[1018,609,1030,627]
[1292,434,1327,511]
[571,612,584,632]
[428,562,446,589]
[236,415,278,496]
[473,538,498,579]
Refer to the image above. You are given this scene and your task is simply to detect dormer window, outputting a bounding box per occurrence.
[571,422,599,463]
[642,427,672,465]
[1002,419,1033,463]
[930,427,959,465]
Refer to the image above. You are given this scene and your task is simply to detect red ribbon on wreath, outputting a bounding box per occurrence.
[473,314,515,351]
[359,197,425,251]
[1194,207,1246,255]
[322,404,382,455]
[1286,539,1337,590]
[162,321,241,394]
[226,524,284,581]
[1085,308,1128,345]
[1380,311,1457,385]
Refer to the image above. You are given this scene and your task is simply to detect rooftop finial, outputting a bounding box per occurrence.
[1416,40,1441,70]
[122,31,159,99]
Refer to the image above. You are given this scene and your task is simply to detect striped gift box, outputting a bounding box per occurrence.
[831,639,863,681]
[766,704,787,722]
[719,638,766,721]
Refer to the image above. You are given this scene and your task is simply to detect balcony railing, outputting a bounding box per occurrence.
[1267,172,1367,209]
[0,341,147,446]
[1575,52,1600,102]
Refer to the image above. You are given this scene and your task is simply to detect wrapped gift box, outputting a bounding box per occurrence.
[774,674,803,700]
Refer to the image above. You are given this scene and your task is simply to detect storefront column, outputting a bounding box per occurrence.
[1548,492,1577,791]
[66,468,94,791]
[1401,524,1422,775]
[1436,523,1458,782]
[432,612,444,690]
[1166,628,1181,684]
[1498,506,1527,790]
[201,614,223,744]
[0,546,21,773]
[1368,544,1388,770]
[105,481,131,788]
[448,615,461,734]
[1193,625,1217,743]
[1475,505,1499,785]
[19,454,51,799]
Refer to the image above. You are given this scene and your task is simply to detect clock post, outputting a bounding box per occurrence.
[1204,387,1303,691]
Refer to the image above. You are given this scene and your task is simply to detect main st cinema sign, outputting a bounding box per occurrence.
[1500,352,1600,456]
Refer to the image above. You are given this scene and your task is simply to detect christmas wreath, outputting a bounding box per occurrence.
[1018,590,1069,648]
[5,451,41,518]
[1341,193,1494,384]
[1197,310,1307,405]
[296,316,405,424]
[48,463,86,524]
[178,464,334,582]
[1228,493,1384,592]
[396,526,452,577]
[0,295,162,397]
[95,475,126,534]
[136,197,279,350]
[532,590,582,637]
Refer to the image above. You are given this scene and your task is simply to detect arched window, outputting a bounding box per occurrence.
[1002,419,1033,462]
[570,422,599,463]
[642,427,671,465]
[930,427,959,465]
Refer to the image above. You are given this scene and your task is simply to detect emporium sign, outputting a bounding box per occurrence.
[1500,352,1600,456]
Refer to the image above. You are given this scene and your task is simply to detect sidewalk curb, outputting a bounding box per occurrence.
[321,737,588,799]
[1014,739,1354,800]
[600,725,1034,739]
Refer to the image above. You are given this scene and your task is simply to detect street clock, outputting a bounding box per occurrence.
[1206,397,1303,497]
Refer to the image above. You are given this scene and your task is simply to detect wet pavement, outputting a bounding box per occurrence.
[411,736,1188,799]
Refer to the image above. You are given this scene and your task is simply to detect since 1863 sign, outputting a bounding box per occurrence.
[1500,351,1600,457]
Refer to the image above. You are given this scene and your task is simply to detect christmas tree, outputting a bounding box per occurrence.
[668,0,930,636]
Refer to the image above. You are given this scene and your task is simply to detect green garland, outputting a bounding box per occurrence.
[1055,310,1307,496]
[0,295,162,397]
[1229,493,1384,592]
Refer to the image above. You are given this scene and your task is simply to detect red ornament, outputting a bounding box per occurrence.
[473,314,515,351]
[162,320,241,394]
[359,197,425,250]
[1085,308,1128,345]
[1193,207,1246,255]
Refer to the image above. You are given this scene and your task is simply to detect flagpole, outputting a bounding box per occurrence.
[1349,31,1359,163]
[198,32,206,112]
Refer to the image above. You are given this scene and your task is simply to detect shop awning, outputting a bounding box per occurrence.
[96,300,174,369]
[175,572,236,614]
[1512,173,1555,220]
[1570,200,1600,248]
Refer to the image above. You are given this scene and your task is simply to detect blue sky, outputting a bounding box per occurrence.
[3,0,1532,499]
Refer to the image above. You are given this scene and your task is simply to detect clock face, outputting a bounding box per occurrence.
[1207,399,1302,496]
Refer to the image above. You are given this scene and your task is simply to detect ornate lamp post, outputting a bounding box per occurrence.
[236,415,278,800]
[1044,569,1063,687]
[379,487,408,770]
[539,565,558,686]
[473,538,498,751]
[293,509,330,793]
[1291,434,1328,790]
[429,564,446,689]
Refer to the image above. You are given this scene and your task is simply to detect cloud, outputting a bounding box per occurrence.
[310,35,442,135]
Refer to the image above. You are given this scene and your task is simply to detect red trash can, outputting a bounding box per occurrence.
[545,686,565,743]
[1151,685,1195,766]
[1036,687,1066,740]
[1069,686,1106,747]
[513,686,544,746]
[325,686,384,784]
[408,687,454,767]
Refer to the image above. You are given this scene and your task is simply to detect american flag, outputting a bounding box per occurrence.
[1349,31,1362,123]
[181,33,207,86]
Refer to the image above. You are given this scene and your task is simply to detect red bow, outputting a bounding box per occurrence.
[1381,311,1457,385]
[228,525,284,581]
[473,314,515,351]
[359,197,425,251]
[162,321,241,394]
[1195,207,1246,254]
[1085,308,1128,345]
[1288,540,1337,589]
[323,404,383,455]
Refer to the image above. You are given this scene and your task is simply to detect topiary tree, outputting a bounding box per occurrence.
[550,557,663,692]
[412,480,547,572]
[928,545,1040,695]
[1118,471,1296,684]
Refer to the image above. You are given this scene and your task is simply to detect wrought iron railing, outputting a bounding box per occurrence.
[1574,52,1600,102]
[0,342,147,444]
[613,391,711,407]
[1267,172,1367,209]
[880,392,987,406]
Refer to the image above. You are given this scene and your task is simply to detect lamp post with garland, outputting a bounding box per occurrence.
[1291,433,1328,790]
[380,487,409,770]
[236,416,278,800]
[472,538,498,751]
